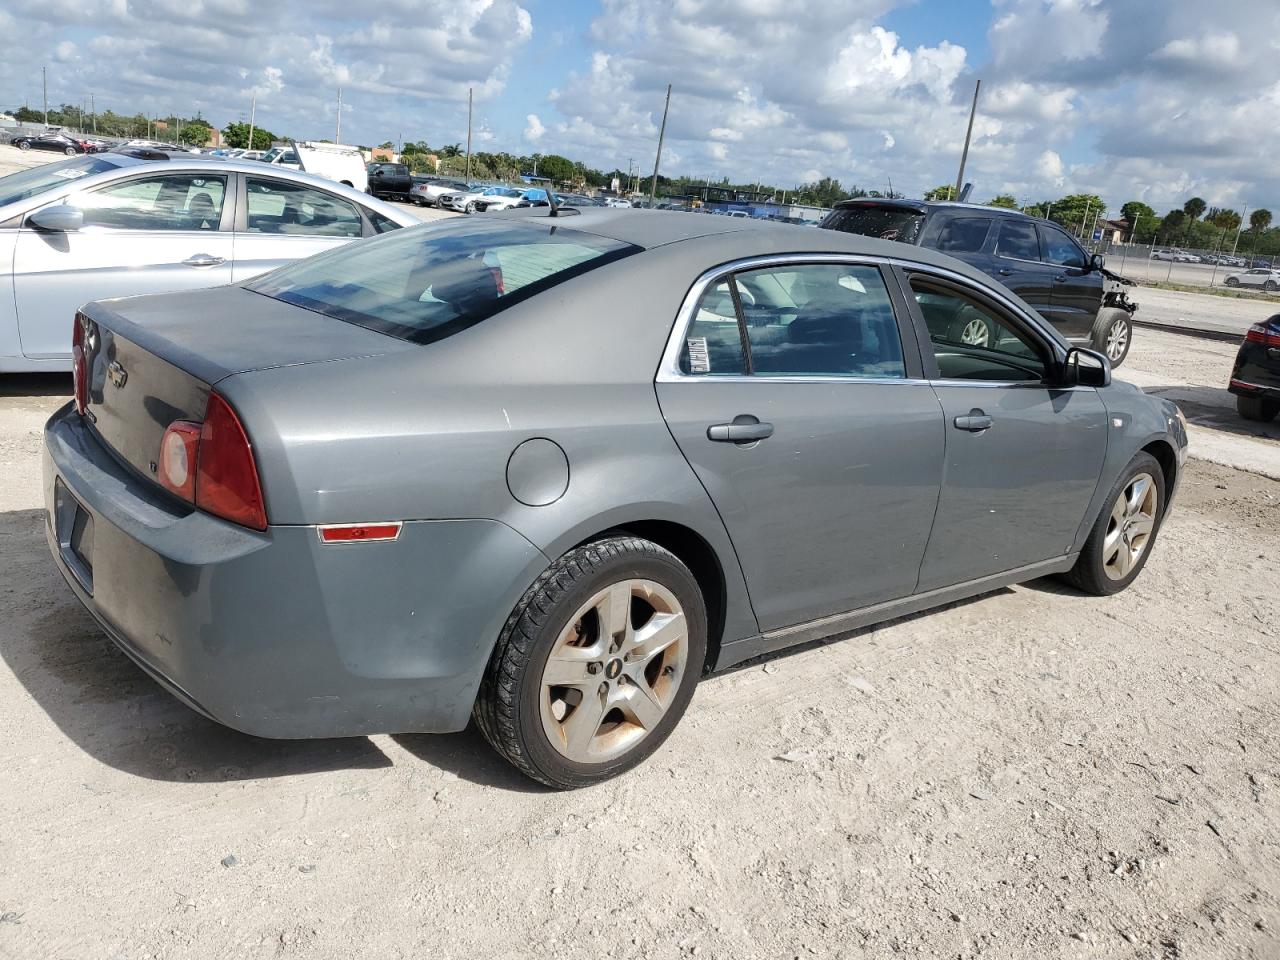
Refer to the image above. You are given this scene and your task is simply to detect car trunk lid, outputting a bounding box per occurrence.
[78,284,412,485]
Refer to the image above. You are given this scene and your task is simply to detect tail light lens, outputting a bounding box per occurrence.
[72,313,88,415]
[157,392,267,531]
[1244,323,1280,347]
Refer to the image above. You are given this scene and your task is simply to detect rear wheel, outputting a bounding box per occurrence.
[1062,452,1165,596]
[1091,308,1132,367]
[17,141,30,150]
[64,146,77,155]
[1265,281,1278,293]
[474,536,707,789]
[1225,276,1239,287]
[1237,394,1280,422]
[465,201,476,214]
[948,309,991,348]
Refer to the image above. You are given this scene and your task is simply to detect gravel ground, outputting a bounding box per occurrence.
[1,326,1278,959]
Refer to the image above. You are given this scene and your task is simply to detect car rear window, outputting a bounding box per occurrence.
[821,205,925,244]
[247,219,640,344]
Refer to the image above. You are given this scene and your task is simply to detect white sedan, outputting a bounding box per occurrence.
[1224,268,1280,292]
[0,152,418,373]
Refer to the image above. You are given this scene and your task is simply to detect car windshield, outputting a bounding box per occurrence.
[247,219,641,345]
[485,187,522,198]
[0,155,125,208]
[822,205,926,244]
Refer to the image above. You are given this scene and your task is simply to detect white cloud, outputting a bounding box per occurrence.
[1036,149,1065,186]
[524,113,545,143]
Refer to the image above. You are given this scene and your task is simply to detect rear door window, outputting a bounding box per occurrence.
[934,217,992,254]
[245,177,363,238]
[247,219,639,344]
[995,220,1041,261]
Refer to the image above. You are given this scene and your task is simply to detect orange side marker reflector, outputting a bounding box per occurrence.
[318,522,403,544]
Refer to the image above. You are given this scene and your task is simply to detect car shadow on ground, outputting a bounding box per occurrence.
[0,372,72,399]
[1143,384,1280,442]
[393,729,548,793]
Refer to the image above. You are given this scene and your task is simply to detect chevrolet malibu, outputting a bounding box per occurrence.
[44,209,1188,788]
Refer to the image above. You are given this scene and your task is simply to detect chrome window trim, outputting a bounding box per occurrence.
[656,252,1064,385]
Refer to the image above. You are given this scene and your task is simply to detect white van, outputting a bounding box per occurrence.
[262,141,368,193]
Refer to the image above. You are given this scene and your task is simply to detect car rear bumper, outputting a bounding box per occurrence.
[43,403,549,739]
[1229,342,1280,398]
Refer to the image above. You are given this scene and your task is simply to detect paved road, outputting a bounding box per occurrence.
[1131,284,1276,337]
[1108,248,1277,289]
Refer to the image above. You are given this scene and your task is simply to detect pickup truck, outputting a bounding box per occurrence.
[367,162,413,202]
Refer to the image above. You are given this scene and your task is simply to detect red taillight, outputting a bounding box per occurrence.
[157,421,201,501]
[1244,323,1280,347]
[196,392,267,531]
[72,314,88,415]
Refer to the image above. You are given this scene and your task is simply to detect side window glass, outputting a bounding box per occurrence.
[737,263,905,378]
[679,281,747,376]
[995,220,1040,261]
[245,177,362,238]
[910,279,1046,383]
[79,174,226,231]
[933,217,992,254]
[1040,225,1086,268]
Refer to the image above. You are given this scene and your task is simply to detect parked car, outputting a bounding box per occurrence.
[260,146,300,169]
[1251,258,1272,269]
[44,210,1187,787]
[12,131,89,155]
[0,153,418,373]
[410,177,473,207]
[472,186,534,212]
[1228,315,1280,421]
[821,199,1138,365]
[1223,268,1280,291]
[367,162,413,201]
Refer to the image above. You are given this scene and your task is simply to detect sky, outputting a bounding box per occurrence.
[3,0,1279,216]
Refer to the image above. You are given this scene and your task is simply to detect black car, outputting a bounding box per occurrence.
[1228,315,1280,421]
[367,162,413,201]
[821,199,1137,366]
[12,132,89,156]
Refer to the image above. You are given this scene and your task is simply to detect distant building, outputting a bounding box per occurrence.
[370,147,399,163]
[1098,219,1129,243]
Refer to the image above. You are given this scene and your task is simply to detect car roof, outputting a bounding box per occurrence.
[832,197,1035,219]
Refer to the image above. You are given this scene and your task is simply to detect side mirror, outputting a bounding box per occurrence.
[1089,252,1105,272]
[28,204,84,232]
[1063,347,1111,388]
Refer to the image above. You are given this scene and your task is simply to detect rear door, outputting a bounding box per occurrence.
[900,271,1108,591]
[230,174,367,281]
[990,218,1059,323]
[13,170,234,360]
[1041,222,1102,339]
[920,214,994,275]
[656,258,945,632]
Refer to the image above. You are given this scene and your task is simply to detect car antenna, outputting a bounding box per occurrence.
[547,190,578,218]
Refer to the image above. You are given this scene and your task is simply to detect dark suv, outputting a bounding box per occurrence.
[820,199,1137,366]
[366,162,413,201]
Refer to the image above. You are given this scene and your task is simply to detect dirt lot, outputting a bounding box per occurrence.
[0,324,1278,959]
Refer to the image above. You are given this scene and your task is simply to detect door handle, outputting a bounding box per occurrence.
[1053,274,1068,283]
[997,268,1013,276]
[707,415,774,444]
[183,254,225,267]
[953,409,993,432]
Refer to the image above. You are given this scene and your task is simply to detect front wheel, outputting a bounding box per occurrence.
[1062,452,1165,596]
[474,536,708,789]
[1237,394,1280,422]
[64,146,78,155]
[1092,308,1132,368]
[1265,281,1278,293]
[17,141,31,150]
[1225,277,1239,287]
[465,201,475,214]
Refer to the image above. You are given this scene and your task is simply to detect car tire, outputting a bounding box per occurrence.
[17,141,31,150]
[1225,277,1239,287]
[64,146,77,155]
[1091,308,1132,368]
[1062,451,1166,597]
[465,201,475,214]
[1237,394,1280,422]
[474,535,708,790]
[948,309,991,348]
[1265,281,1278,293]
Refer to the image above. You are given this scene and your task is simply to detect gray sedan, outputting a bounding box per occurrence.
[0,152,418,373]
[44,209,1188,788]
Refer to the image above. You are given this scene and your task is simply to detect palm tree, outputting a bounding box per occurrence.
[1209,208,1242,250]
[1182,196,1206,245]
[439,143,463,159]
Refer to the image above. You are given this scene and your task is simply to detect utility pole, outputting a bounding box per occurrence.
[953,78,980,199]
[1232,207,1247,255]
[335,87,342,143]
[1077,199,1091,238]
[465,87,473,181]
[247,93,256,151]
[42,66,48,128]
[649,83,672,205]
[91,93,96,134]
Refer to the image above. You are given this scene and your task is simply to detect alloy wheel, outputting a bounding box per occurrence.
[1103,472,1158,581]
[1105,318,1130,361]
[960,317,990,347]
[539,579,689,763]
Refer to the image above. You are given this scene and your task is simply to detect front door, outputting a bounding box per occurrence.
[1041,222,1102,340]
[903,274,1108,591]
[656,260,945,632]
[13,171,233,360]
[231,175,366,282]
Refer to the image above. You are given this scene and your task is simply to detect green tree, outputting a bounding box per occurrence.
[222,122,276,150]
[1207,208,1242,249]
[1182,196,1206,243]
[987,194,1019,209]
[175,119,213,146]
[923,184,956,201]
[1119,201,1156,241]
[1044,194,1105,233]
[795,177,854,207]
[533,153,577,183]
[1156,209,1186,245]
[1249,209,1273,251]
